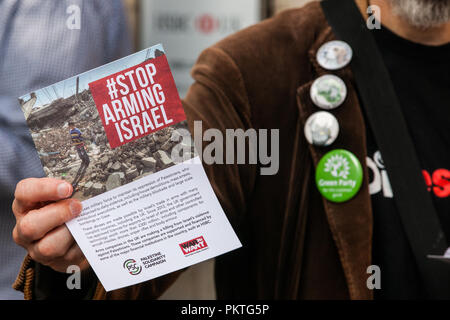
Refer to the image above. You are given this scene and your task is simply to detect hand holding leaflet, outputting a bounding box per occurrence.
[18,44,241,291]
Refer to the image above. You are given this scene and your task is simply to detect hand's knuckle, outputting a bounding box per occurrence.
[64,247,79,263]
[37,241,58,259]
[15,179,33,200]
[18,216,36,240]
[14,180,25,197]
[11,200,20,215]
[12,227,21,245]
[28,246,49,264]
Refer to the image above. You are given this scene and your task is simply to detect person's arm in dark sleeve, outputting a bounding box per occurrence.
[184,46,257,229]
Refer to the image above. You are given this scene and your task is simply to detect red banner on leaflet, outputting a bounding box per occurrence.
[89,54,186,149]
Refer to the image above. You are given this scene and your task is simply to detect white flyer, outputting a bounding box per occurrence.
[19,44,241,291]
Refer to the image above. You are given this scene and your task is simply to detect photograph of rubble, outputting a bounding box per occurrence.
[19,47,195,201]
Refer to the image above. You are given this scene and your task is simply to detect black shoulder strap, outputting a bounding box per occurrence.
[321,0,450,298]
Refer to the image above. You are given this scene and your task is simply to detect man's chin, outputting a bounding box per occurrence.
[390,0,450,28]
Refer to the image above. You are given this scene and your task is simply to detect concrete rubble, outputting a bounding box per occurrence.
[27,89,195,199]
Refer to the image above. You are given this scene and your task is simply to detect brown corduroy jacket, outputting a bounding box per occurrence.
[14,0,375,300]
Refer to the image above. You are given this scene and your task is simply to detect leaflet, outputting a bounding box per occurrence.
[428,248,450,266]
[19,44,241,291]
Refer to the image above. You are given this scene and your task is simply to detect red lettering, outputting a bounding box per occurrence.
[432,169,450,198]
[422,170,432,192]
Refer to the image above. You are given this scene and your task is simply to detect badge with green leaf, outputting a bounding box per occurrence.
[315,149,363,203]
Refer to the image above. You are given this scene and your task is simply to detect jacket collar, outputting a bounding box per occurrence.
[296,24,373,299]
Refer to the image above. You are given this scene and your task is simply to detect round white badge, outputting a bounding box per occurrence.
[310,74,347,110]
[304,111,340,147]
[316,40,353,70]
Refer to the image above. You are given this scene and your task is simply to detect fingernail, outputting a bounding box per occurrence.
[57,183,71,198]
[69,200,82,217]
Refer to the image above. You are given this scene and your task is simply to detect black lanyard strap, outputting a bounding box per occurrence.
[321,0,450,298]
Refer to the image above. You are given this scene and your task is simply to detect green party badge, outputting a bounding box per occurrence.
[316,149,363,203]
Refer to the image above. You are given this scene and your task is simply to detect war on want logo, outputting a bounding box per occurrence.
[179,236,208,256]
[123,259,142,276]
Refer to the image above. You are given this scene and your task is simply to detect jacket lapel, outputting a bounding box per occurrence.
[296,28,373,299]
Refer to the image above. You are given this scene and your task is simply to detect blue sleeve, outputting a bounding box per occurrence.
[70,128,84,143]
[101,0,133,63]
[0,97,44,197]
[76,129,83,141]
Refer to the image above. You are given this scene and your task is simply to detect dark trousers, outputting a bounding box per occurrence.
[72,146,90,188]
[77,146,90,165]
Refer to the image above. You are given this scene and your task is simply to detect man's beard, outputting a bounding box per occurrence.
[390,0,450,28]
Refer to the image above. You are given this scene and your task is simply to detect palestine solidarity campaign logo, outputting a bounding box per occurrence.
[123,258,142,276]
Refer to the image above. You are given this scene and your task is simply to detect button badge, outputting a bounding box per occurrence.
[310,74,347,110]
[304,111,340,147]
[316,40,353,70]
[315,149,363,203]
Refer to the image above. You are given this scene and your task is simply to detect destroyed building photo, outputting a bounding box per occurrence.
[21,85,195,201]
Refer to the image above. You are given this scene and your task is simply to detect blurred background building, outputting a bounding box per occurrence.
[123,0,314,300]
